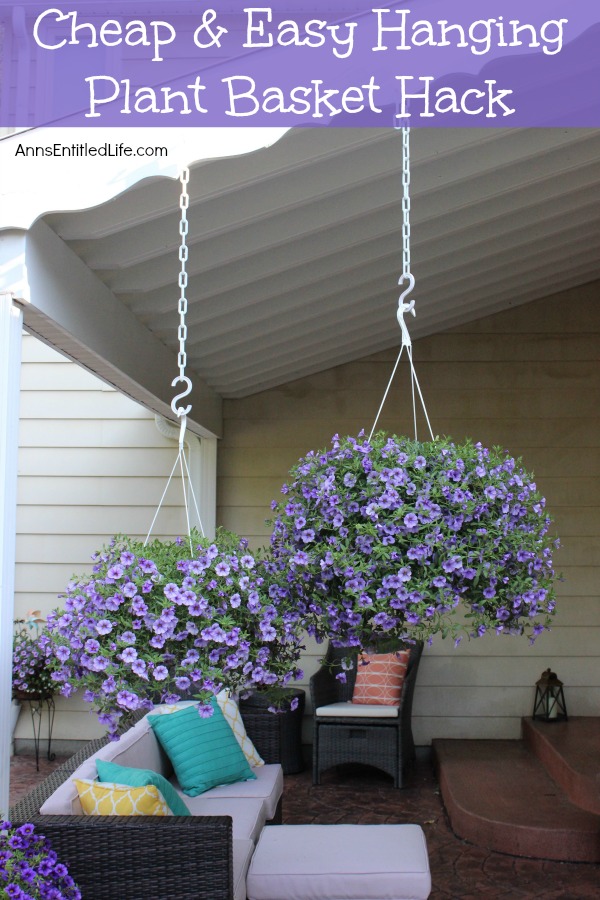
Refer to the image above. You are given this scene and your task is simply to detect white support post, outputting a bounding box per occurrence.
[0,294,23,814]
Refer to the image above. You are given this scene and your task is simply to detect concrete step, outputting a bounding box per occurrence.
[523,716,600,815]
[433,737,600,863]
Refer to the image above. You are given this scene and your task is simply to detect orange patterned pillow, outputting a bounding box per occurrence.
[352,651,410,706]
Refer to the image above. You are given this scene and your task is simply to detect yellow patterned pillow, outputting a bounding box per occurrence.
[73,779,172,816]
[216,691,264,767]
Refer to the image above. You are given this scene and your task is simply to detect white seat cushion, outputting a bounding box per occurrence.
[247,824,431,900]
[233,838,255,900]
[201,764,283,821]
[173,793,266,844]
[316,702,399,719]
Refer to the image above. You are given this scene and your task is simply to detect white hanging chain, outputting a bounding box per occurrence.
[369,127,434,443]
[172,167,192,419]
[401,125,412,286]
[145,168,204,549]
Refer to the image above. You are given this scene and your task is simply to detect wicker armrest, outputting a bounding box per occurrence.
[25,814,234,900]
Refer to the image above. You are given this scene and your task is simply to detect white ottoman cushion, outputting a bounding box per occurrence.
[247,824,431,900]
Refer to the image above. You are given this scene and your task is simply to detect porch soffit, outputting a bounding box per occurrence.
[2,126,600,432]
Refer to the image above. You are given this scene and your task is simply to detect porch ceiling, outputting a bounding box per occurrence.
[39,127,600,403]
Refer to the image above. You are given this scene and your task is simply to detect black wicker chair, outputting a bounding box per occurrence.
[310,641,423,788]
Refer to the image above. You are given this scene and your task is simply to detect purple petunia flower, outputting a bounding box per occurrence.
[117,690,139,710]
[153,665,169,681]
[164,583,180,601]
[292,551,309,566]
[131,660,148,677]
[260,622,277,641]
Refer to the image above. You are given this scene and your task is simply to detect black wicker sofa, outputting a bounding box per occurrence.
[9,706,284,900]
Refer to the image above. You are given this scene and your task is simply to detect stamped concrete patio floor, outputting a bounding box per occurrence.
[10,754,600,898]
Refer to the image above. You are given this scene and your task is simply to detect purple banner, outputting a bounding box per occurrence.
[1,2,598,127]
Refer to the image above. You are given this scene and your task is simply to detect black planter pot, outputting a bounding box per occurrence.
[239,688,305,775]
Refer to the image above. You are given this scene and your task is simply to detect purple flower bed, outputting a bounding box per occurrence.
[270,432,559,648]
[0,820,81,900]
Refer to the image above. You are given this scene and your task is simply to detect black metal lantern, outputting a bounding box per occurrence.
[533,668,568,722]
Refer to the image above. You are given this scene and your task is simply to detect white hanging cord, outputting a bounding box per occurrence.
[145,168,205,551]
[369,127,434,443]
[144,454,182,547]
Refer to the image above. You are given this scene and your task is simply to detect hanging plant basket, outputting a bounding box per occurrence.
[44,529,305,738]
[270,431,559,649]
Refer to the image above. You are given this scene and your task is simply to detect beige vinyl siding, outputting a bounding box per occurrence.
[14,334,192,742]
[217,283,600,745]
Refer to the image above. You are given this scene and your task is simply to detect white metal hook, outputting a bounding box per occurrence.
[171,374,192,417]
[398,271,415,306]
[397,273,416,347]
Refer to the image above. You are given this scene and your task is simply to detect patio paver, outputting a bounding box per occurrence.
[10,752,600,898]
[282,761,600,898]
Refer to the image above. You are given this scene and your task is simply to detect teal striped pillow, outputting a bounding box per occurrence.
[147,700,256,797]
[95,758,190,817]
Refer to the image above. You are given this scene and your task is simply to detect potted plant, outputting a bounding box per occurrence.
[13,615,55,702]
[269,431,559,653]
[43,529,305,739]
[0,820,81,899]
